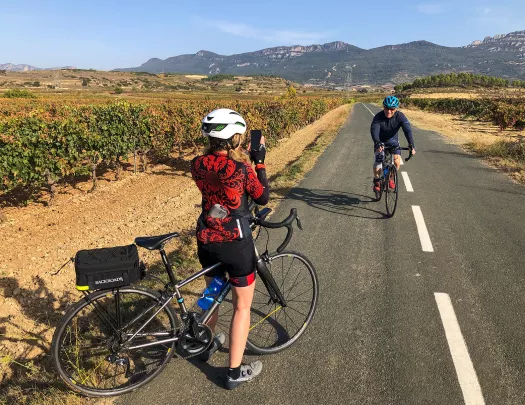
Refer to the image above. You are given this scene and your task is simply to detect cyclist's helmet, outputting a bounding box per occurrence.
[383,95,400,109]
[201,108,247,139]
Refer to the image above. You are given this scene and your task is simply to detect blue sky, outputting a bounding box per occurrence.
[1,0,524,70]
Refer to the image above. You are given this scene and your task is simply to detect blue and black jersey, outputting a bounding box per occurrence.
[370,111,414,147]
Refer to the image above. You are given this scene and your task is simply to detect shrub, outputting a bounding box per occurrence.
[3,89,36,98]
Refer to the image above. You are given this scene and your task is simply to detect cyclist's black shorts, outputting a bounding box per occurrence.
[374,140,400,163]
[197,239,256,287]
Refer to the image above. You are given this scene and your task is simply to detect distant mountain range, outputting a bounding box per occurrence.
[4,30,525,85]
[0,63,76,71]
[115,30,525,85]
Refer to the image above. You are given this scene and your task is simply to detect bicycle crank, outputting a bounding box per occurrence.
[177,319,213,359]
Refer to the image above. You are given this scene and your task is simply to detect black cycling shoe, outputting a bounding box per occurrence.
[198,332,225,362]
[225,361,263,390]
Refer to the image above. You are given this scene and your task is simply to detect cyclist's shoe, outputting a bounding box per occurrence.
[373,179,381,192]
[198,332,225,362]
[225,361,263,390]
[389,179,396,190]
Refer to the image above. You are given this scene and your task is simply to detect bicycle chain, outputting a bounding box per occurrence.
[125,315,211,360]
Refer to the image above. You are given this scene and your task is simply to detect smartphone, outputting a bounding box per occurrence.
[250,130,262,152]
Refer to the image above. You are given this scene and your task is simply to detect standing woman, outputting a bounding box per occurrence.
[190,108,269,389]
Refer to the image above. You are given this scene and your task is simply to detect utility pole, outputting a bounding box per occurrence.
[54,69,61,89]
[344,65,353,99]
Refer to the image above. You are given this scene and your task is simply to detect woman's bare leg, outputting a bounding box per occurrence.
[229,280,256,367]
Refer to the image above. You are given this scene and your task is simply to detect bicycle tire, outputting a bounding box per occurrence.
[51,286,179,397]
[246,251,318,354]
[385,165,399,217]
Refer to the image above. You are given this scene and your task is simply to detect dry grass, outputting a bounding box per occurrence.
[401,106,525,184]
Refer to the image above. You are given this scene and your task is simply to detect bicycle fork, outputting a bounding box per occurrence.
[254,246,287,307]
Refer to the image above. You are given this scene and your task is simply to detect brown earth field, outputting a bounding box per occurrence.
[0,104,352,396]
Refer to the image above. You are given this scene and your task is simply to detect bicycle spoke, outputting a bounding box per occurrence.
[286,287,313,303]
[54,288,177,394]
[283,305,308,319]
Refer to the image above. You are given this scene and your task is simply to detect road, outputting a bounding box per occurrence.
[118,103,525,405]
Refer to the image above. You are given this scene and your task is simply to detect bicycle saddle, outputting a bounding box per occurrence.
[134,232,180,250]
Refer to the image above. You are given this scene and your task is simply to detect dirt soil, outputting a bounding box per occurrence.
[0,104,352,383]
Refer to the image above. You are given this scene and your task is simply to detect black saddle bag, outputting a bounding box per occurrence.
[75,244,142,291]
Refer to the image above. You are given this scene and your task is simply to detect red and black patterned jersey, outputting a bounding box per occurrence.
[191,152,269,244]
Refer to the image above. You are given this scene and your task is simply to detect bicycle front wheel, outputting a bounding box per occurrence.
[385,166,399,217]
[51,286,179,397]
[246,251,318,354]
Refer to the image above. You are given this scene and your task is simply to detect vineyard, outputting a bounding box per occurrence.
[0,96,344,205]
[401,97,525,131]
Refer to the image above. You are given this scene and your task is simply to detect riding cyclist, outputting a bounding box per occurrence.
[190,108,269,389]
[371,95,416,192]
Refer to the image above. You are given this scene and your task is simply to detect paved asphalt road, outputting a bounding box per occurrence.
[118,104,525,405]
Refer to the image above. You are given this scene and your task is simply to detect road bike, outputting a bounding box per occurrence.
[51,207,318,397]
[374,145,413,217]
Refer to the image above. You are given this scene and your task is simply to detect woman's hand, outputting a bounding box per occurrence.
[250,136,266,164]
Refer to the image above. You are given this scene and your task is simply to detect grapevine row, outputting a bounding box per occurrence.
[0,97,344,203]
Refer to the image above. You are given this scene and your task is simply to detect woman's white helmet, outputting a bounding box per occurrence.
[201,108,247,139]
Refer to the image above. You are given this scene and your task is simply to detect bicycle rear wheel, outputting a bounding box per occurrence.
[246,251,318,354]
[51,286,179,397]
[385,165,399,217]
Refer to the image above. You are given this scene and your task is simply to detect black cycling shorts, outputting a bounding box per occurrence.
[197,239,256,287]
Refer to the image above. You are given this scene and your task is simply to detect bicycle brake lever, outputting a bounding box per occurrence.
[296,216,303,231]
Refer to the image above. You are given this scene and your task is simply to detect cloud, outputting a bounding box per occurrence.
[468,6,525,31]
[416,3,447,14]
[198,18,332,45]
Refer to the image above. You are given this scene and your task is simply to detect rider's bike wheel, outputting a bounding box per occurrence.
[51,286,179,397]
[385,165,399,218]
[246,251,318,354]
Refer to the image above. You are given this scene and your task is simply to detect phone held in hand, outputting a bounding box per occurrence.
[250,130,262,152]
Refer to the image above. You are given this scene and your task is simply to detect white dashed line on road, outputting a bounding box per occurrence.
[399,157,404,165]
[435,293,486,405]
[412,206,434,252]
[401,171,413,192]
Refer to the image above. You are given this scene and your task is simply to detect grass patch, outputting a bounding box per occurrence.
[0,357,102,405]
[466,137,525,183]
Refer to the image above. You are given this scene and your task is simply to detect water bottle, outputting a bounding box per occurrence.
[197,277,225,310]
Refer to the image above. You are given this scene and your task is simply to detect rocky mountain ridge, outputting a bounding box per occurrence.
[115,30,525,84]
[0,64,76,72]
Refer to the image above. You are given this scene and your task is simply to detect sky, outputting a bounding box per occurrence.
[1,0,524,71]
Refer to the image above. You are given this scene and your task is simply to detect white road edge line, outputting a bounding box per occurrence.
[401,171,413,192]
[434,293,486,405]
[411,206,434,252]
[362,103,375,116]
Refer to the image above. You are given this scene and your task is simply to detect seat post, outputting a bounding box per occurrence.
[159,247,178,286]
